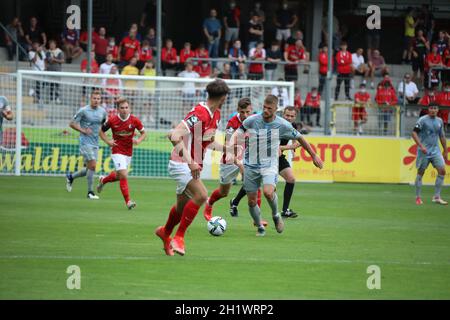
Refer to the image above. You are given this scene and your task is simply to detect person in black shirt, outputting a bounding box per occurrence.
[25,17,47,50]
[223,1,241,57]
[247,14,263,53]
[274,1,298,44]
[265,40,282,81]
[410,29,430,88]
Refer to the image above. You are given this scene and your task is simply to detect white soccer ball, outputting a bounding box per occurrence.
[207,216,227,236]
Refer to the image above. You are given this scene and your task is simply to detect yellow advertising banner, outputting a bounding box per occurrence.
[210,136,450,185]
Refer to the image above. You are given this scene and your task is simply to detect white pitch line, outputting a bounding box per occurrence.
[0,255,449,266]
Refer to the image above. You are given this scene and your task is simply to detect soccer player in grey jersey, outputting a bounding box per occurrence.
[412,103,448,205]
[0,96,14,146]
[232,95,324,236]
[66,90,107,199]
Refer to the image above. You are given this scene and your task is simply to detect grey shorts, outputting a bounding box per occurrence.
[416,152,445,171]
[80,145,99,162]
[220,164,240,185]
[225,28,239,42]
[243,165,278,193]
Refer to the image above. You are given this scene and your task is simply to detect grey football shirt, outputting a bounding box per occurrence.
[240,114,302,168]
[0,96,11,133]
[414,115,445,155]
[72,105,107,147]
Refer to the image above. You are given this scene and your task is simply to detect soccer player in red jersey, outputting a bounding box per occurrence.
[352,83,371,135]
[155,79,230,256]
[203,98,264,223]
[97,98,147,210]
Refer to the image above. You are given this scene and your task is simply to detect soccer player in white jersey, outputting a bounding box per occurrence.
[231,94,324,236]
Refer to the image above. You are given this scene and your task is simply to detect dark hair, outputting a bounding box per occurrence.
[428,102,439,108]
[283,106,298,114]
[116,97,129,107]
[264,94,278,106]
[238,97,251,109]
[91,89,102,96]
[206,79,230,99]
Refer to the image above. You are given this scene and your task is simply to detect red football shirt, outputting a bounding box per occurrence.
[81,59,99,73]
[248,48,265,74]
[336,50,352,74]
[285,45,305,69]
[120,37,141,61]
[221,114,243,164]
[104,114,144,156]
[170,103,221,168]
[179,49,196,64]
[304,93,321,108]
[424,53,442,71]
[94,36,108,56]
[138,47,153,62]
[354,92,371,104]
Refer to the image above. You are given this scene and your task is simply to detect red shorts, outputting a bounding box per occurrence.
[352,107,367,121]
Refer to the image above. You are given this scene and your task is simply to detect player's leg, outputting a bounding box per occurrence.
[230,186,247,216]
[86,159,98,199]
[262,167,284,233]
[279,166,298,218]
[244,167,265,236]
[97,170,118,193]
[415,152,428,204]
[203,183,232,221]
[66,145,88,191]
[431,154,447,205]
[171,179,208,255]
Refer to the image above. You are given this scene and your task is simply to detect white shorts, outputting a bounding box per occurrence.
[111,154,132,171]
[220,164,240,185]
[276,28,291,41]
[243,165,278,193]
[168,160,193,195]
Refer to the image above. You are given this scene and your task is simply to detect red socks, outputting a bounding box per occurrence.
[102,171,117,184]
[207,188,223,206]
[164,205,181,236]
[119,178,130,203]
[257,189,262,207]
[175,200,200,238]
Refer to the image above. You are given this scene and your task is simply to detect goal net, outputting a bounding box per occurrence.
[2,70,294,177]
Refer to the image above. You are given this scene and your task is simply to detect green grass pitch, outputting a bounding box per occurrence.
[0,176,449,299]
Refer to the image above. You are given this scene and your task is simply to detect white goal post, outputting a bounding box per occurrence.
[4,70,294,178]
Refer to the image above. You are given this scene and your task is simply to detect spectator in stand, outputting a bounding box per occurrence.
[94,27,108,65]
[334,41,352,101]
[272,79,290,108]
[410,29,430,89]
[140,0,157,31]
[25,17,47,50]
[366,25,381,60]
[286,30,304,47]
[294,87,302,112]
[45,40,64,104]
[303,87,321,127]
[5,17,26,61]
[375,80,398,135]
[29,41,46,106]
[352,83,370,135]
[196,61,212,78]
[79,28,98,52]
[178,62,200,110]
[398,73,420,115]
[437,82,450,129]
[265,40,282,81]
[318,44,332,95]
[368,49,389,89]
[106,37,120,64]
[203,9,222,67]
[284,39,308,82]
[144,27,157,56]
[99,53,116,76]
[137,40,153,70]
[80,51,99,106]
[248,41,265,80]
[402,7,416,64]
[104,65,122,107]
[223,1,240,57]
[417,4,434,41]
[179,42,196,70]
[121,23,142,42]
[161,38,178,75]
[218,63,232,79]
[141,60,156,94]
[351,48,369,88]
[424,44,444,89]
[121,56,139,99]
[228,39,246,78]
[250,2,265,24]
[119,30,141,67]
[434,30,449,56]
[418,86,439,117]
[247,14,264,52]
[195,43,209,64]
[274,1,298,44]
[69,32,88,59]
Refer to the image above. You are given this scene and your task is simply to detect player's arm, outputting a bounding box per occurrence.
[69,111,92,135]
[412,121,427,154]
[2,107,13,121]
[99,120,115,147]
[133,129,147,146]
[439,122,447,160]
[280,140,300,152]
[296,135,323,168]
